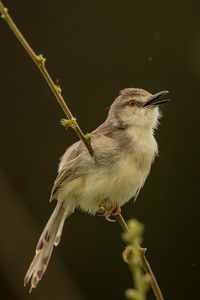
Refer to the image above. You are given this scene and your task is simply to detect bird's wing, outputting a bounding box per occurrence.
[49,140,85,202]
[49,125,119,202]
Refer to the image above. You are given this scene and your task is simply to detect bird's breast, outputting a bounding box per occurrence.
[78,132,157,214]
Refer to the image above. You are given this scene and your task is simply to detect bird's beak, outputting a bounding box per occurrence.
[142,91,170,107]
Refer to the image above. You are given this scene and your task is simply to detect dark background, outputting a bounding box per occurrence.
[0,0,199,299]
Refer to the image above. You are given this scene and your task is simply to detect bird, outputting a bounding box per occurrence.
[24,87,169,292]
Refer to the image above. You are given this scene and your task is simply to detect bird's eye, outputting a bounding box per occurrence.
[128,99,137,107]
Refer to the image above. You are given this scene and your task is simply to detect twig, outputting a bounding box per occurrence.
[139,252,164,300]
[115,213,130,232]
[0,2,164,300]
[0,1,93,157]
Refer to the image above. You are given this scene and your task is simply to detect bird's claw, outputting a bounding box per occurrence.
[98,205,121,222]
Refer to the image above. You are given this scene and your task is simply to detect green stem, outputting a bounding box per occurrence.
[0,1,93,157]
[116,213,164,300]
[132,264,145,300]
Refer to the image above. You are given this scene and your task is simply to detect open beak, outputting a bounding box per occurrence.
[142,91,170,107]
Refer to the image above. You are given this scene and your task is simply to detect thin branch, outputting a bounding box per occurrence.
[115,213,130,232]
[139,251,164,300]
[0,2,164,300]
[0,1,93,157]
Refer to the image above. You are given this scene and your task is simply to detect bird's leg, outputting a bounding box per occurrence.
[98,205,121,222]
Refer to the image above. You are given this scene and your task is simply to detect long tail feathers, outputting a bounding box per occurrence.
[24,201,71,292]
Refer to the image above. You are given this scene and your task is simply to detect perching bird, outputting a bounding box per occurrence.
[24,88,169,292]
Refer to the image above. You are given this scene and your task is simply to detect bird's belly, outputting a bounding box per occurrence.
[79,153,152,214]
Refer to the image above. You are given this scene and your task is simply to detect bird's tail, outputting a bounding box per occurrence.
[24,201,72,292]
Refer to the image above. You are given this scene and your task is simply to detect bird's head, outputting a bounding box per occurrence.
[108,88,170,130]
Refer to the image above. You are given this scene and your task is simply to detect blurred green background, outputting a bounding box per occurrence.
[0,0,199,299]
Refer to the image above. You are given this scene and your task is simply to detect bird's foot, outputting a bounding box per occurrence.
[98,205,121,222]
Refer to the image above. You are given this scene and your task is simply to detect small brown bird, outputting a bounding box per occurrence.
[24,88,169,292]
